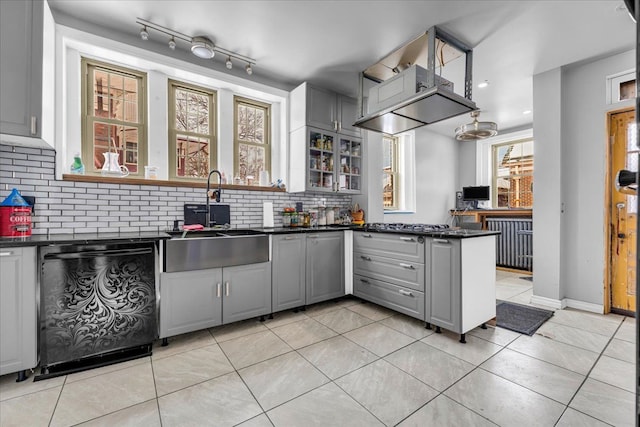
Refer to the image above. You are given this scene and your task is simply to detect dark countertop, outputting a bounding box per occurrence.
[0,231,170,248]
[255,225,354,234]
[352,228,500,239]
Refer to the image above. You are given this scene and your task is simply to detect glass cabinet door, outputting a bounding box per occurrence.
[338,137,361,193]
[308,130,335,192]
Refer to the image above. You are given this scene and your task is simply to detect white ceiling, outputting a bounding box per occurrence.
[47,0,636,136]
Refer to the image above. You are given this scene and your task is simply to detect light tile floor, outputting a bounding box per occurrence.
[0,271,635,426]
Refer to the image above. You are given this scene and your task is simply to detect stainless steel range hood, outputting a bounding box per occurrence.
[354,26,477,135]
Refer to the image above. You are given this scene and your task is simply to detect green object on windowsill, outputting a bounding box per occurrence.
[70,153,85,175]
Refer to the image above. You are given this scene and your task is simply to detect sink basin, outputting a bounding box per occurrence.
[217,229,265,236]
[163,229,269,272]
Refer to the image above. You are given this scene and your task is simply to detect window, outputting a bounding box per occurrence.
[168,80,217,180]
[82,58,147,175]
[234,96,270,182]
[383,135,399,209]
[492,139,534,208]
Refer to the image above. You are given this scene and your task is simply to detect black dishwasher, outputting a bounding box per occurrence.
[38,242,157,379]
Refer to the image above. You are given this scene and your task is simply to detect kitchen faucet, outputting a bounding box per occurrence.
[205,169,222,228]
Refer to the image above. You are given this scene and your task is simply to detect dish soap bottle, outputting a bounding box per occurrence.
[70,153,85,175]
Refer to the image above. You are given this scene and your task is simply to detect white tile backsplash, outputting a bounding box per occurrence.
[0,142,352,234]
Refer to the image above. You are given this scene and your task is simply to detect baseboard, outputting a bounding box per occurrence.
[563,299,604,314]
[530,295,565,310]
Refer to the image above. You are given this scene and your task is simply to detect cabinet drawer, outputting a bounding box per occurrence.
[353,232,424,263]
[353,274,424,321]
[354,251,424,291]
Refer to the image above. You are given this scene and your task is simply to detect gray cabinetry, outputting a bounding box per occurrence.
[425,238,461,333]
[272,234,306,311]
[290,83,362,194]
[0,247,37,380]
[353,232,425,320]
[223,262,272,324]
[160,262,271,339]
[159,268,223,338]
[0,0,43,137]
[306,232,345,304]
[425,236,496,341]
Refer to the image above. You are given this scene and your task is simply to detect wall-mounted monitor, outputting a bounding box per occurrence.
[462,185,490,201]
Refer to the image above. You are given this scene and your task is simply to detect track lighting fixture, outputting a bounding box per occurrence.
[139,26,149,41]
[191,36,215,59]
[135,18,256,75]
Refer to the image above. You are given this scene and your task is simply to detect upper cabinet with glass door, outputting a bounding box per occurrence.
[289,82,363,194]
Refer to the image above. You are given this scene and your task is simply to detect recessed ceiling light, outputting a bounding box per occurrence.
[477,80,489,89]
[523,110,532,115]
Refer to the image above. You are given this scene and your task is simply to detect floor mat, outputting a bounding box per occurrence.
[495,300,554,335]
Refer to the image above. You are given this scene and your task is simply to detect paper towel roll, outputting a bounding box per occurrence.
[263,201,274,227]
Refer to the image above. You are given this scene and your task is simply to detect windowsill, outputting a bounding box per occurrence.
[384,210,416,215]
[62,174,287,192]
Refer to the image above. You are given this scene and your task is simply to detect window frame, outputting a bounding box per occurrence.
[167,79,217,181]
[491,138,534,208]
[233,96,271,181]
[383,134,399,210]
[81,58,147,177]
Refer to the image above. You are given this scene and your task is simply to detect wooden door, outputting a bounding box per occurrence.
[610,109,637,314]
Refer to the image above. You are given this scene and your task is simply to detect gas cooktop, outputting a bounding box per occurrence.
[363,223,450,232]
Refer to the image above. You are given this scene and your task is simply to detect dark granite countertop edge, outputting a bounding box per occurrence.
[0,231,171,248]
[351,228,501,238]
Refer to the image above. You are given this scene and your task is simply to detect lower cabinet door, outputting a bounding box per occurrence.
[0,247,37,376]
[272,235,306,312]
[306,232,345,304]
[159,268,223,338]
[353,274,425,320]
[223,262,272,324]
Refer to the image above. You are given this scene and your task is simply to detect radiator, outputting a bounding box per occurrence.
[486,218,533,271]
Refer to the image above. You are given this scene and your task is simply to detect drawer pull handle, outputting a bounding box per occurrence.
[284,236,297,240]
[216,283,222,298]
[360,255,372,261]
[225,282,230,297]
[399,263,415,269]
[399,237,415,242]
[360,278,370,284]
[0,252,14,257]
[433,239,450,244]
[399,289,413,297]
[362,234,373,238]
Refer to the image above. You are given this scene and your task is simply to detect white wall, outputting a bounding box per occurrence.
[531,49,635,310]
[558,49,635,307]
[383,127,458,224]
[532,68,564,303]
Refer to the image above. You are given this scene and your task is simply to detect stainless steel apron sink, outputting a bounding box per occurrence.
[163,230,269,272]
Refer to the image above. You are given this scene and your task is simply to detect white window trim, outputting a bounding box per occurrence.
[476,128,533,208]
[606,69,636,105]
[385,131,416,214]
[55,24,288,182]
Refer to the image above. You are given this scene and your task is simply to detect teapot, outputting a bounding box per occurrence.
[101,152,129,177]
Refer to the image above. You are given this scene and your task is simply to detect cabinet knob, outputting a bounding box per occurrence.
[399,263,415,270]
[399,289,413,297]
[360,255,372,261]
[362,234,373,238]
[360,278,370,284]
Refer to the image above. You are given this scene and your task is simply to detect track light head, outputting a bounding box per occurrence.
[245,63,253,75]
[168,37,176,50]
[140,26,149,41]
[226,56,233,69]
[191,36,215,59]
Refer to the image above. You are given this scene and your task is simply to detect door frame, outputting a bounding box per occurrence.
[604,106,636,314]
